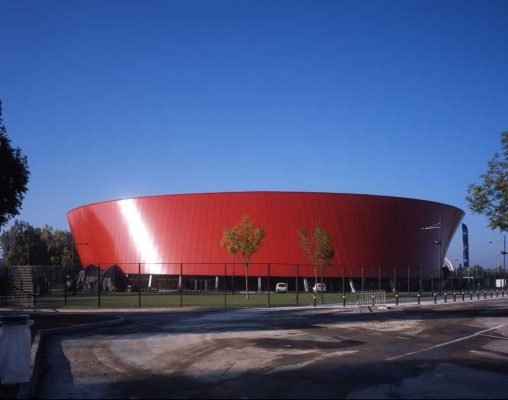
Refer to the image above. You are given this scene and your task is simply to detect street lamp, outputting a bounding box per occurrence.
[489,234,506,289]
[503,235,507,289]
[422,218,442,293]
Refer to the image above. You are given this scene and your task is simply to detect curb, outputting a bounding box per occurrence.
[16,316,125,399]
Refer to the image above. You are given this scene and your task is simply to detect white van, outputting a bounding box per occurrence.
[275,282,287,292]
[312,283,326,292]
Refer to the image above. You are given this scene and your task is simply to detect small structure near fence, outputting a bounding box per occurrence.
[356,290,387,311]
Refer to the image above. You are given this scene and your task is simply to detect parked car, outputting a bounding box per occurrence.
[312,283,326,292]
[275,282,287,292]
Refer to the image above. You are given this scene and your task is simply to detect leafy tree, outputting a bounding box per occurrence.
[221,214,265,299]
[40,225,75,268]
[0,101,30,228]
[0,220,77,267]
[299,222,335,298]
[466,131,508,231]
[0,220,48,265]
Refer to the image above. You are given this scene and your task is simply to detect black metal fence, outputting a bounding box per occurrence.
[0,263,506,310]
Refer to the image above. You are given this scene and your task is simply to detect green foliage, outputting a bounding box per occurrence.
[221,214,265,266]
[299,222,335,284]
[466,131,508,231]
[299,222,335,268]
[220,230,239,255]
[0,101,30,228]
[0,220,48,265]
[0,220,77,267]
[220,214,265,299]
[40,225,75,268]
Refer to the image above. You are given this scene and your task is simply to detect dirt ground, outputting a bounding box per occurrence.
[35,299,508,399]
[0,311,118,399]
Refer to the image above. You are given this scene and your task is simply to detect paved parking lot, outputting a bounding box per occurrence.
[38,298,508,399]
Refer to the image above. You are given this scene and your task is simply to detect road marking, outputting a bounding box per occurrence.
[386,324,506,361]
[479,334,508,340]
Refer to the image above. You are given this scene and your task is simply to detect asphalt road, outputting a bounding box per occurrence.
[37,298,508,399]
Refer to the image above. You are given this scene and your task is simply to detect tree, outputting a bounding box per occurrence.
[40,225,75,268]
[299,222,335,301]
[0,220,77,267]
[0,220,48,265]
[0,101,30,228]
[466,131,508,231]
[220,215,265,299]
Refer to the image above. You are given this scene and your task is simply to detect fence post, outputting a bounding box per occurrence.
[431,269,434,294]
[361,266,364,292]
[224,263,227,308]
[97,263,101,307]
[32,267,36,308]
[342,265,346,307]
[320,264,324,305]
[378,267,381,290]
[267,263,271,308]
[232,255,235,295]
[407,267,410,296]
[295,264,299,306]
[419,268,422,297]
[64,262,67,306]
[450,270,457,292]
[394,268,397,295]
[138,263,142,308]
[180,263,183,307]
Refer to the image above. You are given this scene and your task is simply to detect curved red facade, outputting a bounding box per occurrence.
[67,192,464,278]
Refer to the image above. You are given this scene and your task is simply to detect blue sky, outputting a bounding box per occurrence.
[1,0,507,267]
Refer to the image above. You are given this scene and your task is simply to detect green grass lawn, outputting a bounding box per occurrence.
[33,289,489,309]
[35,291,361,309]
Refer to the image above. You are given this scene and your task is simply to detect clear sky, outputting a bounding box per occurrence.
[1,0,507,268]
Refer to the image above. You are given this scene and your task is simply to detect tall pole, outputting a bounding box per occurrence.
[71,241,76,296]
[503,234,506,288]
[421,220,442,293]
[138,263,142,308]
[342,265,346,307]
[438,217,442,293]
[232,253,235,295]
[295,264,299,305]
[97,263,101,307]
[320,264,324,305]
[64,261,67,306]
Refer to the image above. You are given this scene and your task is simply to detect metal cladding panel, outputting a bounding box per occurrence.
[67,192,464,277]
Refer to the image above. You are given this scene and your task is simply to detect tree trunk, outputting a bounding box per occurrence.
[314,266,318,293]
[245,263,249,300]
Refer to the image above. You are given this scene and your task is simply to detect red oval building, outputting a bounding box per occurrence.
[67,192,464,279]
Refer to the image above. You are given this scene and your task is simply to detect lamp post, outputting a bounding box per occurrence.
[422,218,442,293]
[489,234,507,289]
[503,235,507,290]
